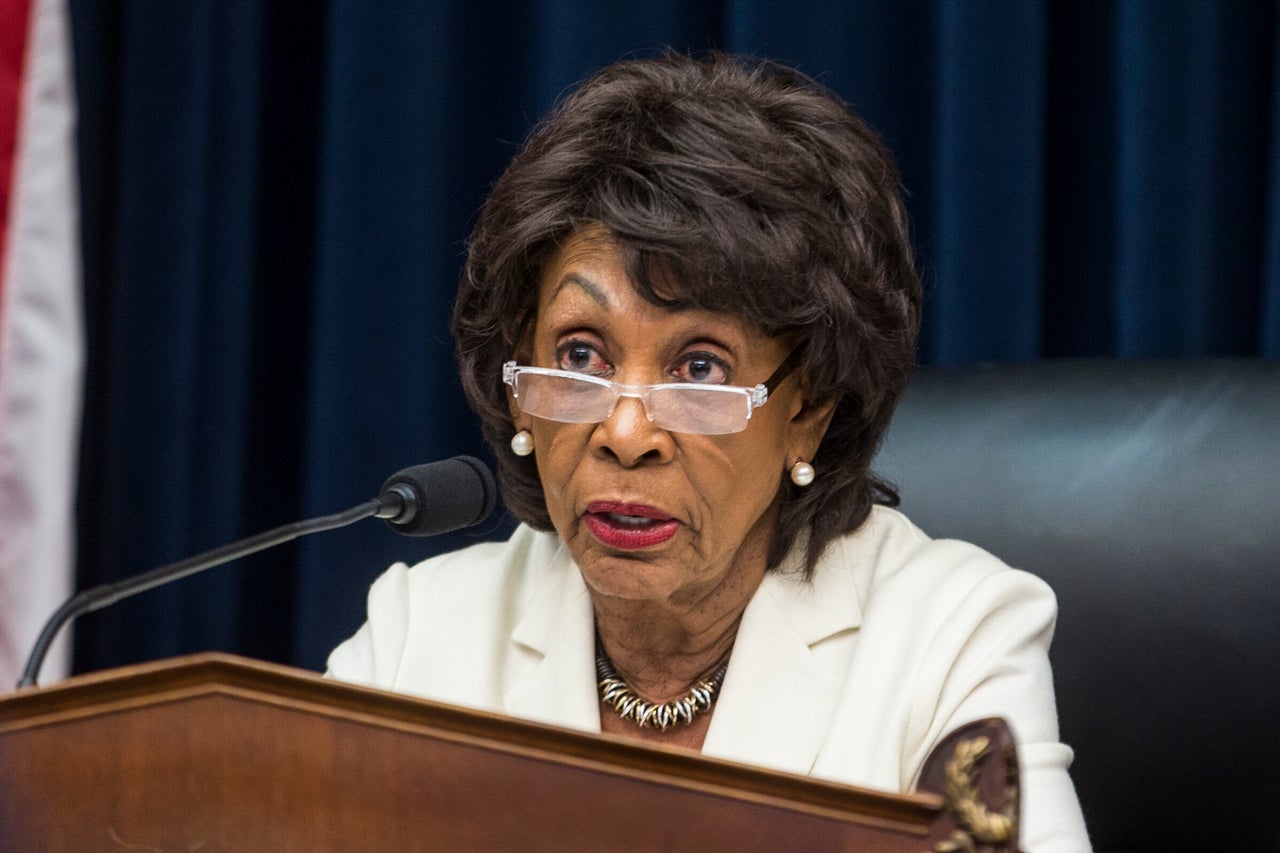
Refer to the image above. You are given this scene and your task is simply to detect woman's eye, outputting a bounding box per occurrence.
[557,342,608,374]
[675,354,729,384]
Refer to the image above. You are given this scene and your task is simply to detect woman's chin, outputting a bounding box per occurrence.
[575,551,681,603]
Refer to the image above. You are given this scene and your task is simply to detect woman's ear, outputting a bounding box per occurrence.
[787,394,837,462]
[511,312,535,363]
[507,319,535,425]
[508,400,525,429]
[506,367,527,428]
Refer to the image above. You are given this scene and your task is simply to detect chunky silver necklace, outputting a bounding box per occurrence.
[595,636,730,731]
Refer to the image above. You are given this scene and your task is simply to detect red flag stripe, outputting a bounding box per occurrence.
[0,0,35,283]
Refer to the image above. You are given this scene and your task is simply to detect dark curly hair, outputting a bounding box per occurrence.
[453,52,921,577]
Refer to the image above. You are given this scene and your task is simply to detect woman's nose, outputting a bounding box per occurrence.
[590,394,675,467]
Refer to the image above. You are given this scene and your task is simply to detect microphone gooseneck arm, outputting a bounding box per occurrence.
[17,493,411,690]
[17,455,495,690]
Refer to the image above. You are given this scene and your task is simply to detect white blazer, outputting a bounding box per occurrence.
[328,506,1091,852]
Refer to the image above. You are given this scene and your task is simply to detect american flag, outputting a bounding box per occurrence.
[0,0,82,688]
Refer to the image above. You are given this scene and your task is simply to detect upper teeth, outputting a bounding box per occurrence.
[609,513,653,526]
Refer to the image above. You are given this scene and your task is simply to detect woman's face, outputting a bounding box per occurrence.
[517,229,832,609]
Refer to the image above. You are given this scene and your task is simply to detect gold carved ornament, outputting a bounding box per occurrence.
[934,735,1019,853]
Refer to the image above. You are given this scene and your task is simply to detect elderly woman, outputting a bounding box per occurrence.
[328,53,1089,850]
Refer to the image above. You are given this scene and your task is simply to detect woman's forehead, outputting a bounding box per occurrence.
[535,235,765,341]
[536,228,708,309]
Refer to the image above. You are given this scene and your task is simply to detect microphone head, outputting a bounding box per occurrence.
[380,456,497,536]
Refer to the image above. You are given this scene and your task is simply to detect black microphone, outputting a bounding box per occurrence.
[16,456,497,689]
[378,456,496,535]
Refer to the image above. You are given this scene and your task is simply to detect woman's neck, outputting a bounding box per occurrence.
[594,609,740,701]
[590,551,764,702]
[587,503,776,753]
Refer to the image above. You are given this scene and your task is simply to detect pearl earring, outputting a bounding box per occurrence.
[790,460,815,487]
[510,430,535,457]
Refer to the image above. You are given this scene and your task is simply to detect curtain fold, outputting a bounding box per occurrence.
[929,1,1049,363]
[64,1,1278,678]
[1263,7,1280,357]
[75,3,270,668]
[1114,2,1275,356]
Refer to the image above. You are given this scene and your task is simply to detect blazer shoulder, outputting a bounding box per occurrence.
[841,506,1055,612]
[397,524,562,603]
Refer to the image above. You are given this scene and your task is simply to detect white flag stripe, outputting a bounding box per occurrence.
[0,0,83,688]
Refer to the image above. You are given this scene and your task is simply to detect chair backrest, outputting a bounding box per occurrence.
[875,359,1280,853]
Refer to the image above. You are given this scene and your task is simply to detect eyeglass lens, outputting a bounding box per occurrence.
[514,372,752,435]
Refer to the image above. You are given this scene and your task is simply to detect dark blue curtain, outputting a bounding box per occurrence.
[68,1,1278,676]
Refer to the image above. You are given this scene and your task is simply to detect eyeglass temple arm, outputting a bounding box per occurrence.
[763,346,805,393]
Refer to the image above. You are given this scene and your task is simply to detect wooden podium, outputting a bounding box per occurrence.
[0,654,1019,851]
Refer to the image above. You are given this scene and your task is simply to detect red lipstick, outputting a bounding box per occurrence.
[583,501,680,550]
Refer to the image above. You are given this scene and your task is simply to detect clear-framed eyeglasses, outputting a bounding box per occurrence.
[503,348,803,436]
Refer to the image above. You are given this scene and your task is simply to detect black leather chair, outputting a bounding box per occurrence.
[875,359,1280,853]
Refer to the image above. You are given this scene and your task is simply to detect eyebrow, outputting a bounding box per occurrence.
[551,272,609,307]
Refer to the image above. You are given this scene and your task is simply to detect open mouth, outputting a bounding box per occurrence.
[583,502,680,549]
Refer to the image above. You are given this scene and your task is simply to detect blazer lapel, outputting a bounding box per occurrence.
[502,543,601,733]
[498,532,867,773]
[702,544,864,776]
